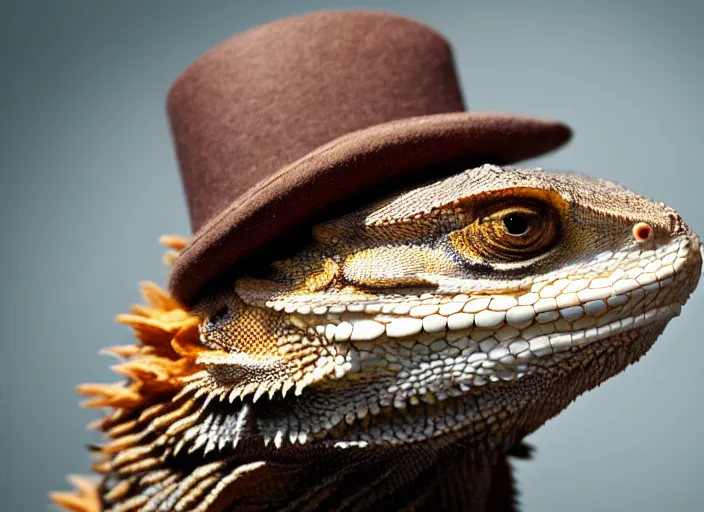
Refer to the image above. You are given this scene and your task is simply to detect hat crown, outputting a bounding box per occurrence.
[168,11,465,231]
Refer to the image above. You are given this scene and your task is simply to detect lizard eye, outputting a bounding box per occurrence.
[503,213,530,236]
[452,201,559,262]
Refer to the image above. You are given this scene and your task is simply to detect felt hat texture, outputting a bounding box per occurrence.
[167,10,571,305]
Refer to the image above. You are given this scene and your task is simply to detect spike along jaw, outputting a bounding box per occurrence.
[193,165,702,451]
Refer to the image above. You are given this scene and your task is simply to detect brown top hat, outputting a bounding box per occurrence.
[166,10,571,306]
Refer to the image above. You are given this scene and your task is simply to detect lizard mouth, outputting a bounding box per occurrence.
[276,234,699,385]
[289,296,686,449]
[235,234,701,446]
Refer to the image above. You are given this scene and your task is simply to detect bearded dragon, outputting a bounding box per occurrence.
[53,164,702,511]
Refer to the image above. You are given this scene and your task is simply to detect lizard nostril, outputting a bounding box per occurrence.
[633,222,653,243]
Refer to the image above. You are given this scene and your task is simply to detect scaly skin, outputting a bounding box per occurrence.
[53,165,702,511]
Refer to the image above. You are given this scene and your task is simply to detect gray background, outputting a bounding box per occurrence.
[2,0,702,510]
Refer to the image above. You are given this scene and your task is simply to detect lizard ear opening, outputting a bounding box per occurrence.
[195,292,286,358]
[191,289,340,402]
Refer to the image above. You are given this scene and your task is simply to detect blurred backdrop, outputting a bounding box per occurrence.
[1,0,702,510]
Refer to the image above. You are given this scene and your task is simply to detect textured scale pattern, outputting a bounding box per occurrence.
[53,166,702,511]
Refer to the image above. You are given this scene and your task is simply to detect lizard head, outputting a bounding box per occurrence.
[192,164,701,451]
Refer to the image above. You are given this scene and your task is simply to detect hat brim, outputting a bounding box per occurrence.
[168,112,571,305]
